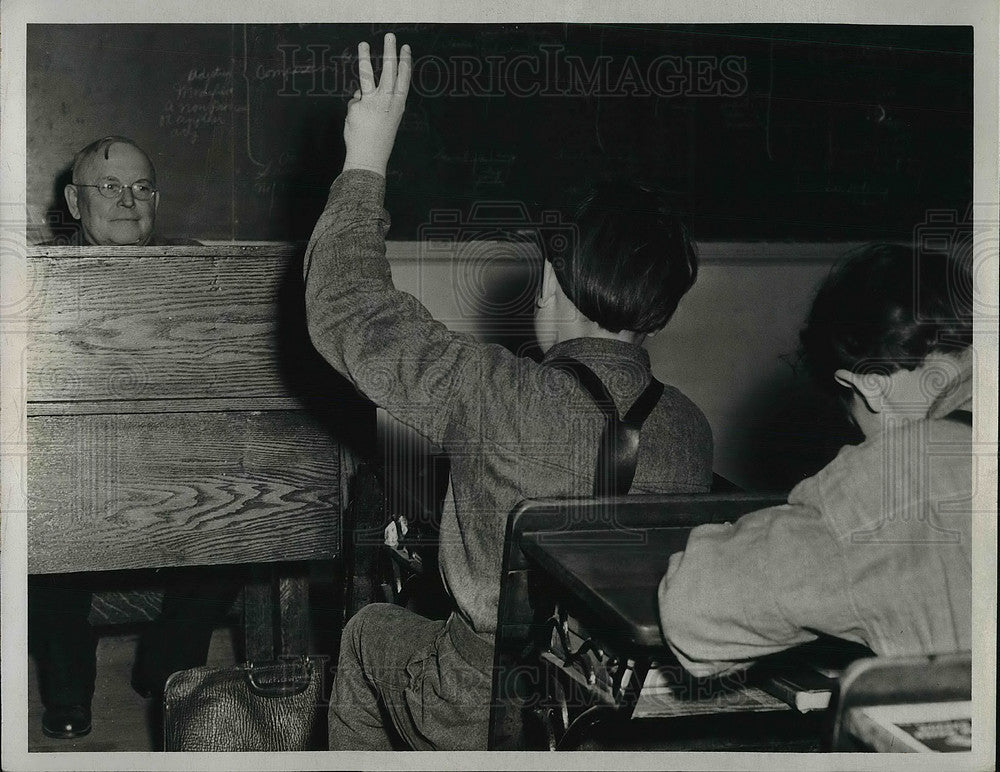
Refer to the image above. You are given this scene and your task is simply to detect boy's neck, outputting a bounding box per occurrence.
[553,321,645,348]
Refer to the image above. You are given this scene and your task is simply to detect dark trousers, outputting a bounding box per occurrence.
[29,568,244,708]
[28,574,98,707]
[327,603,494,750]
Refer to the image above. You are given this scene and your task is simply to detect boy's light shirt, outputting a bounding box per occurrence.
[658,366,974,677]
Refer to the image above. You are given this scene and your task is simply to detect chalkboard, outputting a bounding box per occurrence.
[27,23,972,242]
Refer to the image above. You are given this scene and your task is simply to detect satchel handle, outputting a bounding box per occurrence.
[244,658,315,698]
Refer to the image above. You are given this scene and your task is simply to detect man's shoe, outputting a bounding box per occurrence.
[41,704,92,739]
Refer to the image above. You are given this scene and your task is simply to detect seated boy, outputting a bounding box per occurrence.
[303,35,713,749]
[658,243,974,677]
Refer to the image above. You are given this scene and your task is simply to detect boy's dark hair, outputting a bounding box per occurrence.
[800,242,972,398]
[551,182,698,334]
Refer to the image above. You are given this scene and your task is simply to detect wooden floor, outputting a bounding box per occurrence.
[27,626,237,753]
[24,562,344,754]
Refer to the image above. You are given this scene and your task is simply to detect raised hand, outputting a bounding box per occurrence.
[342,33,412,177]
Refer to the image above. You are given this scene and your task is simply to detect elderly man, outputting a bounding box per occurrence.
[44,135,196,247]
[29,136,239,739]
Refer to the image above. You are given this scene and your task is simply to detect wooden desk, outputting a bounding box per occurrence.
[520,527,686,653]
[517,524,829,750]
[830,652,973,751]
[846,701,972,752]
[26,244,370,657]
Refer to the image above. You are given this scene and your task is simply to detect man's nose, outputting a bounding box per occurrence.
[118,186,136,207]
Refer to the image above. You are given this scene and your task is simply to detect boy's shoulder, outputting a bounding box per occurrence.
[655,382,714,437]
[788,415,973,542]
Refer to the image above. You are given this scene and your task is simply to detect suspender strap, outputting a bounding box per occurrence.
[547,357,617,417]
[547,356,664,496]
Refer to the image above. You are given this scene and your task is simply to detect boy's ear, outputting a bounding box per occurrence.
[834,368,884,414]
[538,259,558,307]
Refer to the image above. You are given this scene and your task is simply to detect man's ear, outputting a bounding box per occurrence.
[834,368,885,414]
[537,259,558,308]
[64,184,81,220]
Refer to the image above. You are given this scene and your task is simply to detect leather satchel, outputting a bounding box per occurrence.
[163,657,325,751]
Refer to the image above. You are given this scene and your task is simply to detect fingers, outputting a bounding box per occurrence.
[358,41,376,95]
[356,34,410,108]
[395,43,412,101]
[380,33,397,96]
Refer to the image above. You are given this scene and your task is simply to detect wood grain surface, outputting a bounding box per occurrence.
[25,248,330,404]
[243,572,277,661]
[277,573,312,657]
[28,410,341,573]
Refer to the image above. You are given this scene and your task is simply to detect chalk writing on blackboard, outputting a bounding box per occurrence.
[160,66,234,145]
[27,23,970,241]
[260,44,355,98]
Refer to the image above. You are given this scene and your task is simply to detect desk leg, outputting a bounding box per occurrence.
[342,462,386,619]
[277,572,311,656]
[243,569,276,661]
[553,655,651,751]
[242,565,312,661]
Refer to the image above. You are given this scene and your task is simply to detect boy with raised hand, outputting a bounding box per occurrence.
[304,33,713,750]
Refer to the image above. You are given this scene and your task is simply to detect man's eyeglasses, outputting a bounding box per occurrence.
[73,179,157,201]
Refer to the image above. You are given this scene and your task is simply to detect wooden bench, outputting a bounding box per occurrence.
[26,243,371,658]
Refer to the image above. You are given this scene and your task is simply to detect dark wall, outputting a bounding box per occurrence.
[27,23,972,243]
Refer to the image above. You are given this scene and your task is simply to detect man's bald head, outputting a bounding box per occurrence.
[71,136,157,186]
[65,136,159,246]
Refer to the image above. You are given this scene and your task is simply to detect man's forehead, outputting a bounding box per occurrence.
[81,142,155,181]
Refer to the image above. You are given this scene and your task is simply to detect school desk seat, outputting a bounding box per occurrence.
[488,492,798,751]
[830,651,972,752]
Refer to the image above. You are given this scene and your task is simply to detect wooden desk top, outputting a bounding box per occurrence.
[520,526,690,653]
[846,701,972,753]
